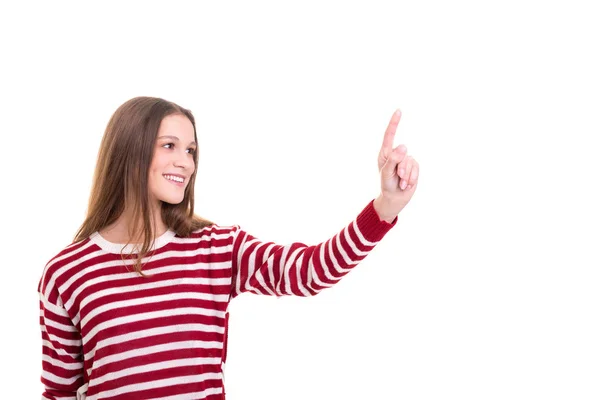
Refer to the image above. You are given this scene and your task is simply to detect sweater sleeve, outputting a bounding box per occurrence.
[39,284,85,399]
[230,198,397,298]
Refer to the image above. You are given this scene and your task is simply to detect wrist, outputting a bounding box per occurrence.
[373,195,398,223]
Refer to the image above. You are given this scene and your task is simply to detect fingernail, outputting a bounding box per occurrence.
[401,180,407,189]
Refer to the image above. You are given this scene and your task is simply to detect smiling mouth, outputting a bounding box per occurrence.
[163,174,185,186]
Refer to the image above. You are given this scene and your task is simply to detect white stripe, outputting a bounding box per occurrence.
[43,316,78,334]
[352,219,378,246]
[82,307,225,345]
[343,224,369,256]
[42,369,82,386]
[42,340,80,359]
[42,354,83,370]
[327,236,350,275]
[294,253,312,296]
[87,324,223,361]
[88,339,223,374]
[335,230,354,265]
[309,255,336,290]
[319,240,340,281]
[44,328,81,347]
[89,357,221,388]
[85,373,223,400]
[80,291,229,328]
[318,242,331,281]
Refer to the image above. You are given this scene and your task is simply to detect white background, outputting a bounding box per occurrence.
[1,1,599,399]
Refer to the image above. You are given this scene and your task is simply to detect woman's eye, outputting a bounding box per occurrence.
[163,143,195,155]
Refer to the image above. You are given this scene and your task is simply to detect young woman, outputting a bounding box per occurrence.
[38,96,419,400]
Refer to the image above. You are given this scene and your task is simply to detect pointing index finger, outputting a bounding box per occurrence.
[381,109,402,154]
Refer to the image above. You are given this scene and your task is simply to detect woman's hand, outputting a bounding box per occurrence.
[374,109,420,222]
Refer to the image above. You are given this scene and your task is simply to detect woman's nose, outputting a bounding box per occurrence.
[174,152,194,170]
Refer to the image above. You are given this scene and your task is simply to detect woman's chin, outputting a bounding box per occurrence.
[160,195,185,205]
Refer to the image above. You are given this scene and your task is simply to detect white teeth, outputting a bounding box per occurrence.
[164,175,184,183]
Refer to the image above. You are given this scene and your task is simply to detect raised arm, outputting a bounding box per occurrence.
[230,199,396,298]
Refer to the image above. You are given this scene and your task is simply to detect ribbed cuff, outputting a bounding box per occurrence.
[355,199,398,243]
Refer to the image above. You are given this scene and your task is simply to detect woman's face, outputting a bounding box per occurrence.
[148,114,197,206]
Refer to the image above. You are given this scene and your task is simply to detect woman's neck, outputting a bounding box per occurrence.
[99,206,167,244]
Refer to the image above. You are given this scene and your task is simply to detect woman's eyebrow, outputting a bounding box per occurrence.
[157,135,196,146]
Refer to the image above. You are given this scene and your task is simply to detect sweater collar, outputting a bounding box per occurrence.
[88,229,176,254]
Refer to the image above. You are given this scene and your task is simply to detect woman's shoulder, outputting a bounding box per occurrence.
[187,223,241,242]
[38,236,95,296]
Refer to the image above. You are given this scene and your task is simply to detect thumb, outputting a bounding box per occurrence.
[381,145,406,177]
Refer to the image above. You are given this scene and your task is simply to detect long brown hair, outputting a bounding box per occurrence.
[73,96,214,274]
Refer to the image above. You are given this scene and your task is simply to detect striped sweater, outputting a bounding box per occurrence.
[38,199,397,400]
